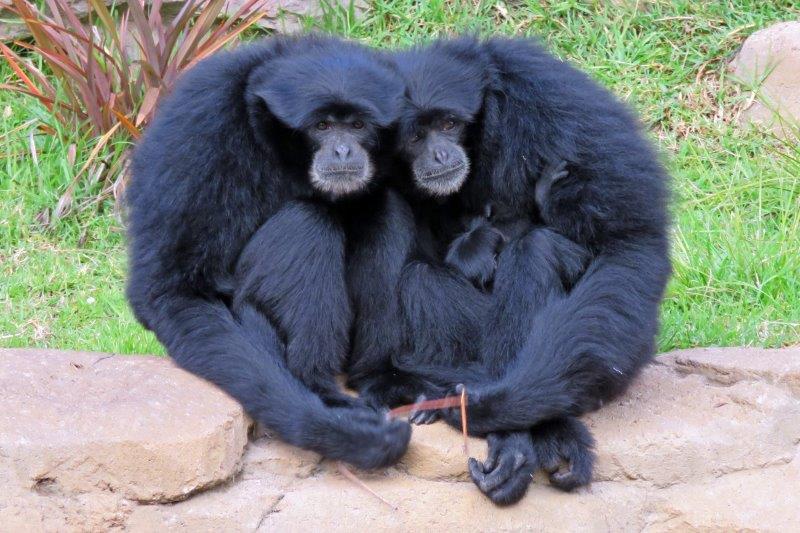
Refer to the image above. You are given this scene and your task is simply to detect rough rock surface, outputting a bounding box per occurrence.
[729,21,800,136]
[1,347,799,531]
[663,345,800,394]
[0,349,250,504]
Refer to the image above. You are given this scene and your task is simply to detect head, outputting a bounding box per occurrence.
[394,39,489,197]
[249,37,403,198]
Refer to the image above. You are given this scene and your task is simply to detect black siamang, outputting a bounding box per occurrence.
[126,35,413,469]
[348,37,670,504]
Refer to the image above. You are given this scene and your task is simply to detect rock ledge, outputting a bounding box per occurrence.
[1,347,799,531]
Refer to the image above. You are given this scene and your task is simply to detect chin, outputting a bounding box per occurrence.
[414,163,469,197]
[310,165,373,199]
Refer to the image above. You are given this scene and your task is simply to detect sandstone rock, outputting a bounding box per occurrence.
[0,490,133,533]
[646,461,800,532]
[398,422,487,481]
[729,21,800,136]
[260,474,650,532]
[2,347,800,531]
[586,363,800,487]
[241,435,321,479]
[662,346,800,395]
[126,478,284,532]
[0,348,250,503]
[397,363,800,489]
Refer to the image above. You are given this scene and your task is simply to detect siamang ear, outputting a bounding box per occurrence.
[249,55,404,131]
[251,71,315,130]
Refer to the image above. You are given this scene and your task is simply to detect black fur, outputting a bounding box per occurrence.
[348,36,669,504]
[445,212,506,290]
[126,35,412,469]
[404,36,671,430]
[232,200,357,407]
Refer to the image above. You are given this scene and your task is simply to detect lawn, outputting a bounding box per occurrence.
[1,0,799,355]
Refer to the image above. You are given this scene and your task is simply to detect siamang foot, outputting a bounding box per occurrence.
[408,394,440,425]
[469,431,536,505]
[531,417,595,491]
[311,406,412,470]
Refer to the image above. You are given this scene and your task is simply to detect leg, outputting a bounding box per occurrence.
[344,190,487,410]
[345,189,417,403]
[398,260,489,370]
[423,226,591,392]
[447,237,669,433]
[449,228,592,502]
[395,260,491,423]
[388,227,585,427]
[480,226,590,377]
[234,200,355,407]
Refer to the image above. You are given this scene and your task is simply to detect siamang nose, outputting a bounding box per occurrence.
[434,147,449,165]
[334,144,351,161]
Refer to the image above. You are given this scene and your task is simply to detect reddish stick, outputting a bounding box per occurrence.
[387,395,464,417]
[337,462,398,511]
[460,386,469,455]
[388,390,470,456]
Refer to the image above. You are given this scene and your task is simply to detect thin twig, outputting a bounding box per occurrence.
[337,462,398,511]
[460,386,468,455]
[386,395,464,417]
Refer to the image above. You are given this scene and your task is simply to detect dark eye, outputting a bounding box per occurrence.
[410,132,421,143]
[442,119,456,131]
[352,120,364,129]
[316,121,329,131]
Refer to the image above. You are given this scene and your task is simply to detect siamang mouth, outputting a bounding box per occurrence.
[315,167,367,181]
[419,162,466,181]
[413,161,469,196]
[311,162,373,198]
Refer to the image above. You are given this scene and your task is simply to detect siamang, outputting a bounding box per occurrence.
[398,35,671,427]
[126,35,413,469]
[348,37,670,504]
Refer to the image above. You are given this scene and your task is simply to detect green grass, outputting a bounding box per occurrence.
[1,0,799,354]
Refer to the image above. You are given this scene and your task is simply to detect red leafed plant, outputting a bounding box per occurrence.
[0,0,267,217]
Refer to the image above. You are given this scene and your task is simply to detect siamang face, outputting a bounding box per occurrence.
[304,109,379,198]
[401,112,469,197]
[251,43,402,200]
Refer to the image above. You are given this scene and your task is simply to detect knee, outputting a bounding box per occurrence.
[506,227,590,282]
[398,261,440,301]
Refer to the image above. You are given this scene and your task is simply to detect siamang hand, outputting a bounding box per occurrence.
[445,215,507,290]
[469,431,537,505]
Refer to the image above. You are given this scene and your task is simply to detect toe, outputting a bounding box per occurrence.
[477,451,517,492]
[487,468,534,506]
[468,457,487,484]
